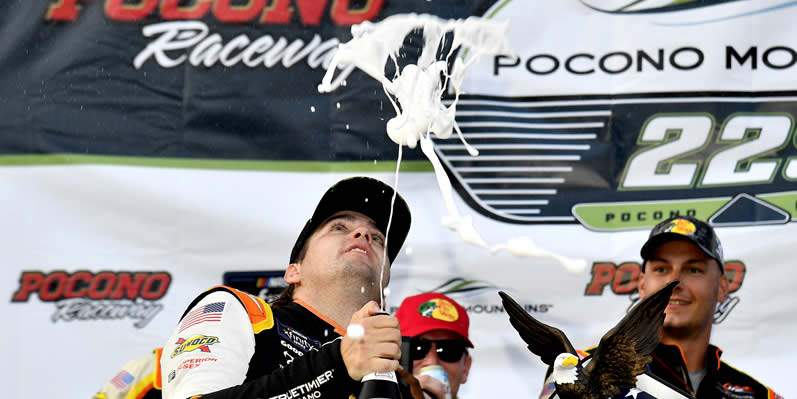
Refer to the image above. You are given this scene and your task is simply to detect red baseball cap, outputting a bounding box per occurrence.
[395,292,473,347]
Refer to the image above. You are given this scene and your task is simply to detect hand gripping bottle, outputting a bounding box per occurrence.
[358,312,402,399]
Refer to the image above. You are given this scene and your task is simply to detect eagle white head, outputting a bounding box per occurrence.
[552,353,579,384]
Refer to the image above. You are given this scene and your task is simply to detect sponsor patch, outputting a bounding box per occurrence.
[418,298,459,322]
[277,321,321,353]
[109,370,135,390]
[281,339,304,357]
[719,383,756,399]
[171,335,220,358]
[178,356,218,370]
[178,302,225,332]
[268,370,334,399]
[665,219,697,236]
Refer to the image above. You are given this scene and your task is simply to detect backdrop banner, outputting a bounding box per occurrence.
[1,0,795,398]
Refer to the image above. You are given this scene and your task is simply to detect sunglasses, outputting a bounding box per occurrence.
[410,338,468,363]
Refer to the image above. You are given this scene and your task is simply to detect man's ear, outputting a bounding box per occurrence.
[284,263,301,284]
[637,272,647,297]
[717,267,730,303]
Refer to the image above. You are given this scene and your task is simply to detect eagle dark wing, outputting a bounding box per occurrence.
[584,280,679,398]
[499,291,577,365]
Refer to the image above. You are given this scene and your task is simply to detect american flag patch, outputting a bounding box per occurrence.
[539,381,556,399]
[178,302,225,332]
[110,370,135,390]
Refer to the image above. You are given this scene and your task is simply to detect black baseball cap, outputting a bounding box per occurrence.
[289,176,411,265]
[640,215,724,273]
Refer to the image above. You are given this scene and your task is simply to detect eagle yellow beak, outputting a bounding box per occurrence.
[562,355,578,367]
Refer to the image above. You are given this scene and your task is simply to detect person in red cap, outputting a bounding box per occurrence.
[396,293,473,399]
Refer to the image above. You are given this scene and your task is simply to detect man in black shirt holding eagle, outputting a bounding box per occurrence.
[505,215,780,399]
[630,216,780,399]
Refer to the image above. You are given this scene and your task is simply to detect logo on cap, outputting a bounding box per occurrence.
[664,219,696,236]
[418,298,459,322]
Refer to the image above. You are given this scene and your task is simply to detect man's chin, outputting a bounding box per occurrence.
[662,319,702,339]
[347,262,388,281]
[662,314,688,330]
[342,266,385,295]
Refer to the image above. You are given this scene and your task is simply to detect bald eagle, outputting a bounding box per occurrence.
[499,280,678,399]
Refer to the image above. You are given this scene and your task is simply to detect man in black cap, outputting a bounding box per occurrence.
[635,215,779,398]
[160,176,413,399]
[539,215,780,399]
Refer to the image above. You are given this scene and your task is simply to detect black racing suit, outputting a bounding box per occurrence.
[162,286,411,399]
[643,343,780,399]
[541,343,780,399]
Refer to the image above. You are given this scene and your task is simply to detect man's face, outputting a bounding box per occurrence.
[638,240,729,337]
[411,330,472,398]
[297,211,389,299]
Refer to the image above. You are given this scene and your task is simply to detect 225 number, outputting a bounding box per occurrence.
[619,113,797,189]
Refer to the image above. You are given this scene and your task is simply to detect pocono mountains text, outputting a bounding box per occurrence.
[11,271,171,328]
[494,45,797,77]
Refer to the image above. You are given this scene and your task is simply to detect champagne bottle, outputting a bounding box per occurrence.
[359,370,402,399]
[358,312,402,399]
